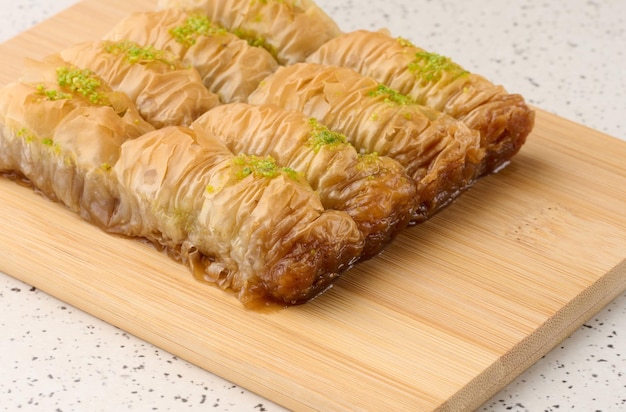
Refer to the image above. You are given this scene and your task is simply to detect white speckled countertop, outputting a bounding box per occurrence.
[1,0,624,411]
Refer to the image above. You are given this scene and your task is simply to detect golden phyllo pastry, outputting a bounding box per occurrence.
[158,0,342,64]
[307,30,535,174]
[0,61,154,227]
[248,63,484,220]
[0,60,364,307]
[106,9,278,103]
[59,40,220,128]
[192,102,417,258]
[0,0,536,307]
[111,126,364,306]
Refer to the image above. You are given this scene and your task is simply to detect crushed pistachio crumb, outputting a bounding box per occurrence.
[359,152,380,164]
[281,167,299,181]
[356,152,382,173]
[16,128,35,143]
[56,66,109,105]
[396,36,416,48]
[368,84,414,106]
[41,137,61,155]
[408,51,469,83]
[307,118,349,152]
[170,14,228,47]
[35,84,72,101]
[104,40,175,67]
[232,154,299,181]
[233,154,279,180]
[231,27,276,56]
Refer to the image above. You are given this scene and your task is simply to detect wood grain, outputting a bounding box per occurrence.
[1,1,625,410]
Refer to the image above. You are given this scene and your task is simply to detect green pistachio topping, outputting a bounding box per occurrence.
[16,127,61,154]
[232,154,298,181]
[231,27,276,56]
[359,151,380,162]
[35,84,72,101]
[408,51,469,83]
[235,155,278,179]
[396,36,416,48]
[16,128,35,143]
[307,118,349,152]
[56,66,109,105]
[368,84,414,106]
[170,12,276,56]
[170,14,227,46]
[233,154,279,180]
[281,167,299,180]
[41,137,61,155]
[356,152,382,175]
[104,40,174,66]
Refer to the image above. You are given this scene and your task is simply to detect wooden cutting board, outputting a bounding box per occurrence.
[1,0,625,410]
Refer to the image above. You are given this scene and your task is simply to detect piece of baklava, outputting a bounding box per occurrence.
[106,9,278,103]
[0,62,154,226]
[192,102,417,258]
[111,126,364,306]
[158,0,342,64]
[307,30,534,174]
[59,40,220,128]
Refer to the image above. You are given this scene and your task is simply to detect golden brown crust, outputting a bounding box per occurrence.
[460,93,535,173]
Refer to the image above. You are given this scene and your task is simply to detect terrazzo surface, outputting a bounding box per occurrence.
[1,0,624,411]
